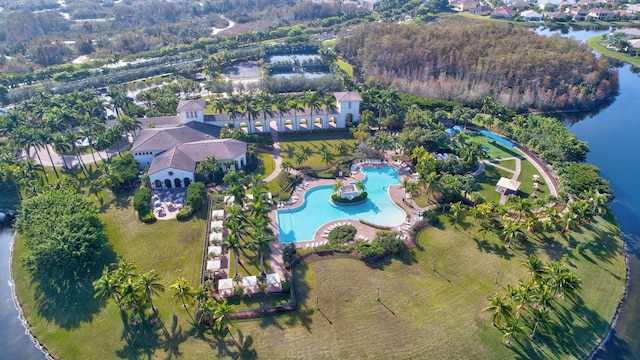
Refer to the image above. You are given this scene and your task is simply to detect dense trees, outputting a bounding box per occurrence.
[338,19,618,111]
[15,185,107,278]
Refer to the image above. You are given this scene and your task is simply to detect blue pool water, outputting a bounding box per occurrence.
[277,166,406,243]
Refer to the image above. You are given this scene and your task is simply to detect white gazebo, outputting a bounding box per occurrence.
[208,245,222,257]
[242,276,259,295]
[218,278,234,298]
[265,273,282,293]
[206,259,221,272]
[211,209,224,219]
[496,177,521,194]
[209,232,223,243]
[211,220,223,230]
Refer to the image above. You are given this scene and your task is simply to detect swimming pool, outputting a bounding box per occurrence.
[277,166,406,243]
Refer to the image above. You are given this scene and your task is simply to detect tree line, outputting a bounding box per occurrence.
[337,19,618,111]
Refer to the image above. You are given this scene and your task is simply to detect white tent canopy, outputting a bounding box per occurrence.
[209,232,223,242]
[211,220,223,229]
[266,273,280,285]
[496,177,521,192]
[242,275,259,294]
[211,209,224,218]
[208,245,222,257]
[206,259,221,271]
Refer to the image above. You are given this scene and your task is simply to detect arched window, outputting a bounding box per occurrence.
[184,178,191,187]
[164,179,172,188]
[174,178,182,188]
[155,180,162,188]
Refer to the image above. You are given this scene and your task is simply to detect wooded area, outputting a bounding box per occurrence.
[337,19,618,111]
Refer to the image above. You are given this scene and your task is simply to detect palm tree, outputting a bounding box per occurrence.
[37,129,59,179]
[303,90,322,130]
[193,285,209,306]
[17,127,47,181]
[287,95,304,127]
[120,278,143,323]
[136,270,165,311]
[170,277,194,320]
[479,220,493,241]
[530,307,550,339]
[93,266,122,308]
[501,219,524,249]
[224,233,243,277]
[522,256,546,285]
[450,202,463,228]
[250,226,274,276]
[257,92,274,131]
[213,300,235,332]
[483,294,513,328]
[502,321,524,346]
[64,129,88,174]
[198,298,217,328]
[355,180,366,192]
[332,179,343,194]
[320,147,335,166]
[196,155,219,183]
[323,94,337,126]
[293,151,309,167]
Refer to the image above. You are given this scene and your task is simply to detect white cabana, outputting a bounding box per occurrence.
[242,275,259,294]
[209,232,223,242]
[208,245,222,257]
[211,209,224,219]
[496,177,521,193]
[206,259,221,271]
[224,195,235,205]
[211,220,223,229]
[266,273,282,293]
[218,278,234,297]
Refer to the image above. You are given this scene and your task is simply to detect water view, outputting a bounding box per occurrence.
[271,72,329,80]
[0,229,46,360]
[277,166,406,243]
[534,26,640,359]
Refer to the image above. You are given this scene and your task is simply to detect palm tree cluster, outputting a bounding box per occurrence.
[210,89,336,130]
[221,171,275,277]
[169,277,235,334]
[360,87,400,129]
[483,256,582,345]
[0,88,139,191]
[93,260,165,326]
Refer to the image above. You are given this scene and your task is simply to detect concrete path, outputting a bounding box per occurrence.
[262,129,283,183]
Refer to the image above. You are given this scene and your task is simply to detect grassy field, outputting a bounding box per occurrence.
[11,185,625,359]
[336,58,353,77]
[226,215,625,359]
[475,164,513,204]
[467,132,521,160]
[279,130,356,168]
[586,35,640,67]
[257,152,276,180]
[518,159,549,199]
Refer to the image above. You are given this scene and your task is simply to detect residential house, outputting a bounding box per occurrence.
[539,0,562,11]
[341,0,359,14]
[521,9,543,21]
[566,7,589,21]
[588,8,614,20]
[630,38,640,51]
[607,28,640,41]
[627,4,640,14]
[614,10,638,20]
[545,11,570,21]
[490,5,517,20]
[508,0,529,10]
[469,5,493,15]
[450,0,478,11]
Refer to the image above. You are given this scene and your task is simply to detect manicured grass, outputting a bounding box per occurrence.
[226,216,624,359]
[517,159,548,199]
[467,132,521,160]
[322,39,337,47]
[257,152,275,180]
[491,158,516,172]
[475,164,513,204]
[12,189,208,360]
[586,35,640,67]
[279,131,355,168]
[228,246,271,278]
[226,292,290,309]
[336,58,353,77]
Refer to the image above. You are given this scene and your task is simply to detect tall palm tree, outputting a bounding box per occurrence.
[530,307,550,339]
[93,266,122,308]
[479,220,493,241]
[256,92,274,131]
[483,293,513,328]
[120,278,143,323]
[287,95,304,129]
[197,298,217,328]
[450,202,463,228]
[170,277,194,320]
[323,94,337,126]
[320,147,334,166]
[332,179,343,194]
[136,270,165,311]
[303,90,322,130]
[501,219,524,249]
[64,129,88,174]
[37,128,59,179]
[213,300,235,332]
[17,127,47,181]
[522,256,546,285]
[224,233,243,276]
[250,224,274,276]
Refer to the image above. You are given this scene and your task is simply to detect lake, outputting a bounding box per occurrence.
[535,26,640,359]
[0,229,47,359]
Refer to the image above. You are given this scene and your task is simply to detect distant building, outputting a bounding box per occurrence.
[490,6,517,20]
[469,5,493,15]
[521,9,543,21]
[588,8,614,20]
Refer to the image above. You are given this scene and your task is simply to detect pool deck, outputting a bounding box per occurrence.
[268,160,425,272]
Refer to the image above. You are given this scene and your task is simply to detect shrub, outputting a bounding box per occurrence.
[139,211,156,223]
[186,182,206,210]
[280,192,291,201]
[331,191,368,204]
[133,187,152,213]
[176,205,193,220]
[281,278,291,293]
[357,231,407,261]
[358,219,391,230]
[328,225,356,247]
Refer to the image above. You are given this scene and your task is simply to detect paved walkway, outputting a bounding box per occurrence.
[480,157,521,205]
[263,129,283,183]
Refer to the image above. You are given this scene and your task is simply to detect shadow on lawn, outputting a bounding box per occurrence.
[472,237,514,260]
[208,329,257,359]
[31,245,117,329]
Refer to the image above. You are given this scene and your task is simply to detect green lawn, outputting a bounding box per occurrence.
[475,165,513,204]
[226,215,624,359]
[279,131,355,168]
[256,152,275,180]
[517,159,548,199]
[336,58,353,77]
[466,132,521,160]
[586,35,640,67]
